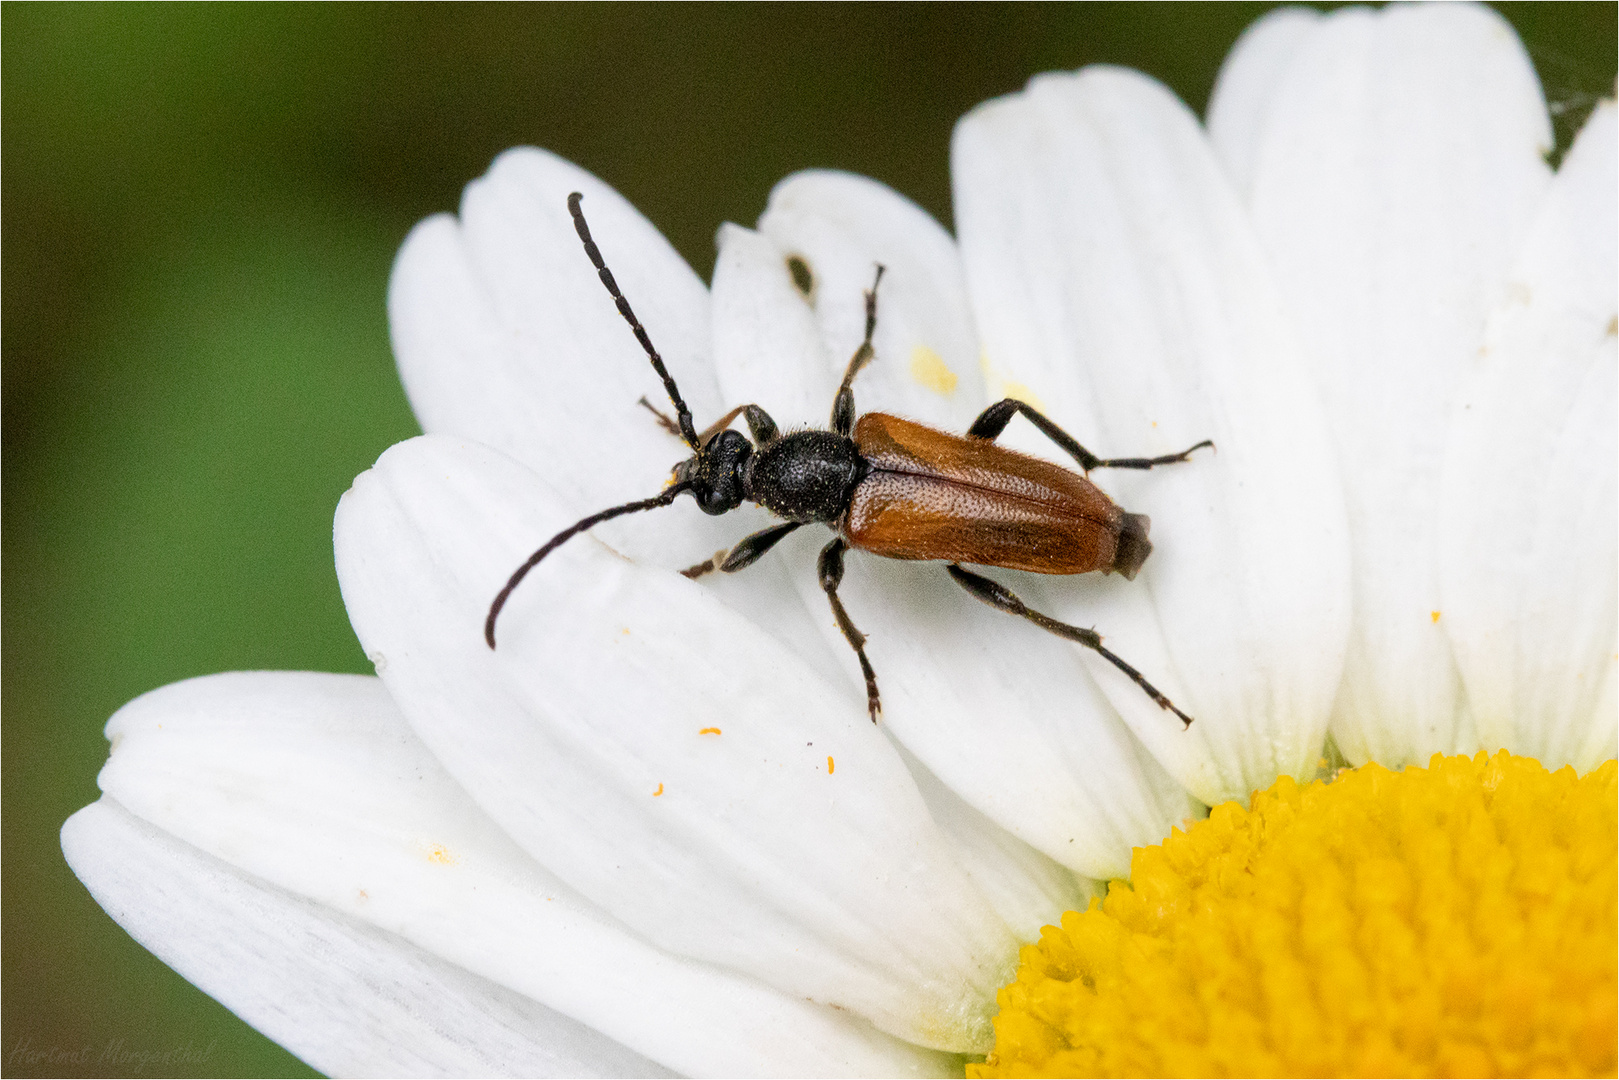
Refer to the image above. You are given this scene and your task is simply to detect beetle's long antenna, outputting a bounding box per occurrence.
[569,192,701,451]
[485,482,691,648]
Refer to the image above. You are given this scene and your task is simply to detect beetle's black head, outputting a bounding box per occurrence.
[676,429,754,516]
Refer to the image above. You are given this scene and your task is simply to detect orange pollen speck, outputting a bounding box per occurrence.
[828,756,835,774]
[1431,610,1442,622]
[699,727,721,735]
[652,783,664,797]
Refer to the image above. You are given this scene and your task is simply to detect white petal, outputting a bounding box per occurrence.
[388,147,737,569]
[335,434,1017,1053]
[952,66,1351,807]
[830,550,1207,879]
[756,170,988,430]
[711,220,1200,879]
[1232,3,1554,766]
[680,518,860,697]
[711,220,837,428]
[1439,101,1619,772]
[1205,5,1321,196]
[894,741,1101,940]
[63,800,670,1080]
[93,670,954,1078]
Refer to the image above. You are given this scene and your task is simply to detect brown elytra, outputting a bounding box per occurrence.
[846,413,1151,578]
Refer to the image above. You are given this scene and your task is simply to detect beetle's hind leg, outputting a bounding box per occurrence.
[945,564,1193,727]
[968,398,1213,472]
[819,538,881,721]
[681,521,803,580]
[830,265,887,437]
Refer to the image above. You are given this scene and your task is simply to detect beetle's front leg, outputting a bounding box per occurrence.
[638,396,685,438]
[690,404,780,448]
[645,398,781,448]
[681,521,802,579]
[945,563,1193,727]
[968,398,1213,472]
[819,538,881,721]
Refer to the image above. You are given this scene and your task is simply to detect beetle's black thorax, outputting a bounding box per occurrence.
[744,430,867,523]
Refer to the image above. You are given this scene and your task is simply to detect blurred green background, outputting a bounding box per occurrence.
[4,4,1613,1076]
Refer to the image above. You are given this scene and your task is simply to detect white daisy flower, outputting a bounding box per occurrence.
[1206,3,1616,772]
[61,4,1613,1076]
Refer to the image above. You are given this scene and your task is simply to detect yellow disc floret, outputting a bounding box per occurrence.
[972,751,1617,1078]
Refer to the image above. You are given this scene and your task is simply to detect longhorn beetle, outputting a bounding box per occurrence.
[486,192,1213,725]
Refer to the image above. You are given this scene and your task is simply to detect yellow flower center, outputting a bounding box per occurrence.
[971,751,1617,1078]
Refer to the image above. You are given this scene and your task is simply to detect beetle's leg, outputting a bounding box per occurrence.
[830,265,887,437]
[819,538,881,721]
[680,521,802,579]
[689,403,779,448]
[696,404,748,445]
[638,396,685,438]
[946,563,1194,727]
[968,399,1213,472]
[741,405,779,445]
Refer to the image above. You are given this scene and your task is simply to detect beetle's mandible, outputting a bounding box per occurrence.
[485,192,1214,725]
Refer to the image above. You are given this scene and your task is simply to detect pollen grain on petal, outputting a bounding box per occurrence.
[652,783,664,797]
[699,727,722,735]
[827,755,835,775]
[971,752,1618,1079]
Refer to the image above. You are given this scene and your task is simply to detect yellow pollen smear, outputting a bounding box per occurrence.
[910,345,959,396]
[971,752,1617,1079]
[996,381,1046,413]
[978,348,1047,412]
